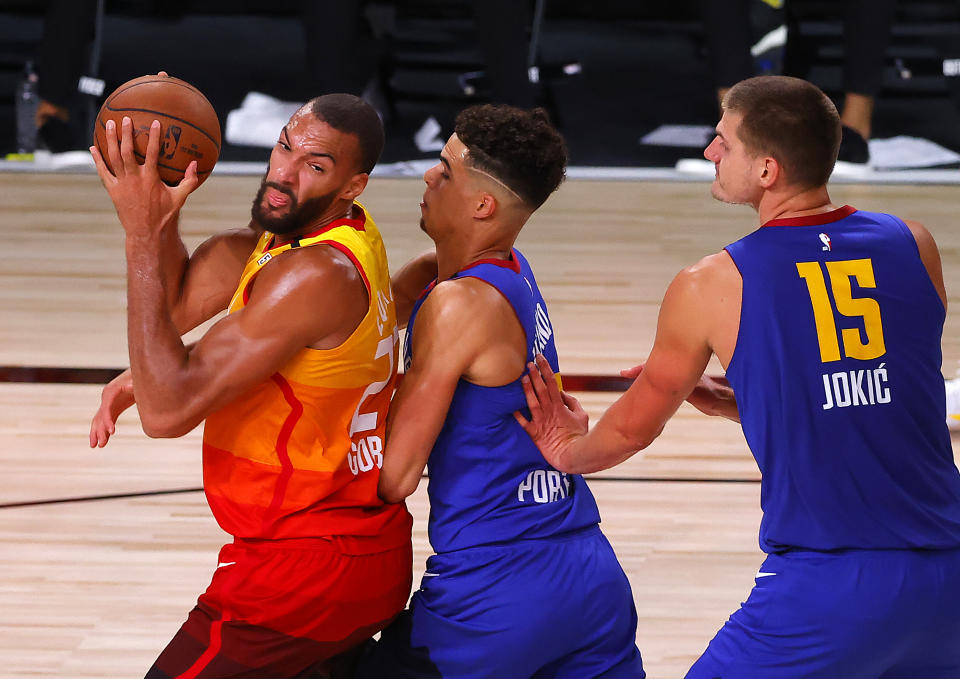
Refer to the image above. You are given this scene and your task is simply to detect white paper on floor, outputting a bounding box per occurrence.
[639,125,715,148]
[867,136,960,170]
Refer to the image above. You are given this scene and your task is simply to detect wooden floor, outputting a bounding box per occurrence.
[1,172,959,678]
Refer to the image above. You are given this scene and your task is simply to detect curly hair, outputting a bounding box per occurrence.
[454,104,567,210]
[308,93,384,175]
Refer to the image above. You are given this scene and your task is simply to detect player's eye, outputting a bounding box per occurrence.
[310,164,325,173]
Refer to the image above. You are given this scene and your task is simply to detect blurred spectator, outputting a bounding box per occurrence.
[699,0,897,164]
[35,0,98,152]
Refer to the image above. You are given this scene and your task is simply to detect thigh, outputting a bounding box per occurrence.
[361,530,643,679]
[880,549,960,678]
[685,552,874,679]
[148,541,412,679]
[535,532,645,679]
[685,550,960,679]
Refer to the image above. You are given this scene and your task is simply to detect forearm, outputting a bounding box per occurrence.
[557,396,663,474]
[159,217,190,315]
[125,236,195,435]
[379,413,442,503]
[378,369,452,503]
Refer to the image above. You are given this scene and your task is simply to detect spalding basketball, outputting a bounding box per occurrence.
[94,74,221,186]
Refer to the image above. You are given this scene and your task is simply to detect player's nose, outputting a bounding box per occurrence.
[423,163,441,185]
[703,138,721,162]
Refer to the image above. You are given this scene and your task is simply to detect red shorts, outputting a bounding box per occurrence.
[146,538,413,678]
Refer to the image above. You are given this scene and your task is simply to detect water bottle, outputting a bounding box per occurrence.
[15,60,39,155]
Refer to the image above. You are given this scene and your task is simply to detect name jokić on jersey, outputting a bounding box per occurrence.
[821,363,891,410]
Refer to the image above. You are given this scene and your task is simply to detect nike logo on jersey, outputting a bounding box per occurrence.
[755,571,777,578]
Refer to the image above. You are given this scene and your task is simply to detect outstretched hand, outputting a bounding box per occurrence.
[90,115,198,238]
[513,354,588,472]
[89,369,136,448]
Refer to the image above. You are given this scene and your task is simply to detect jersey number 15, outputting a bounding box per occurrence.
[796,258,886,363]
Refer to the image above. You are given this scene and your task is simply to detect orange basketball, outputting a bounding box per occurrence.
[94,74,221,186]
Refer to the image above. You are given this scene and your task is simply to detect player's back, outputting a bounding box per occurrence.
[404,249,601,554]
[724,205,960,553]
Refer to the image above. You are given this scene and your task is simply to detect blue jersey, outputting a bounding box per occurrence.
[404,249,601,553]
[725,205,960,553]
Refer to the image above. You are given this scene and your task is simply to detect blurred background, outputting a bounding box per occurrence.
[0,0,958,171]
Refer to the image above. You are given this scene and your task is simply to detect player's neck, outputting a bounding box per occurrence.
[756,186,835,226]
[436,241,514,282]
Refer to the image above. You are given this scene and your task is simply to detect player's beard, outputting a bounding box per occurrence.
[251,179,340,236]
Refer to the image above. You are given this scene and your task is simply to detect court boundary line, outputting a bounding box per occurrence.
[0,366,634,391]
[0,476,760,510]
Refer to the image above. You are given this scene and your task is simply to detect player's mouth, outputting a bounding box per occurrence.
[266,187,292,208]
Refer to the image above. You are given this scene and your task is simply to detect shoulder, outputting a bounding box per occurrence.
[195,223,260,260]
[901,218,937,249]
[421,276,504,320]
[414,276,507,340]
[672,251,740,294]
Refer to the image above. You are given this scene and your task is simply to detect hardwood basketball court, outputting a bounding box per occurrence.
[1,172,958,678]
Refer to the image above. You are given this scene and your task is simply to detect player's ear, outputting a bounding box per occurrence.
[341,172,369,201]
[758,156,780,188]
[474,191,496,219]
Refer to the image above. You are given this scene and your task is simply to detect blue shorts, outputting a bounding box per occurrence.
[686,548,960,679]
[357,526,645,679]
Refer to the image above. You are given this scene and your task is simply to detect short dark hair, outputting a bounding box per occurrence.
[454,104,567,210]
[724,76,841,188]
[308,93,384,174]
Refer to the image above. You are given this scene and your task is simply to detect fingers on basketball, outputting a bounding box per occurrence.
[93,74,221,187]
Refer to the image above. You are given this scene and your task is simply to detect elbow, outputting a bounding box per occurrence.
[378,475,418,504]
[629,425,663,453]
[139,409,196,439]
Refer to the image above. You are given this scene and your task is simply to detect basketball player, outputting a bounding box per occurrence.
[355,105,645,678]
[517,76,960,677]
[89,94,413,678]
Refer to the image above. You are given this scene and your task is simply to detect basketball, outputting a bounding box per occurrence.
[94,74,221,186]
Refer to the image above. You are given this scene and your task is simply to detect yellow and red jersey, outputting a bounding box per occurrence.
[202,203,411,553]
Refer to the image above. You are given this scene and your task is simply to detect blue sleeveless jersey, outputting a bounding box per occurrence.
[725,206,960,553]
[404,249,601,553]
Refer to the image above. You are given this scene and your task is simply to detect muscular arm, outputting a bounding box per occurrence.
[89,225,258,448]
[378,279,519,502]
[519,263,722,474]
[169,224,260,332]
[128,242,366,437]
[391,249,438,329]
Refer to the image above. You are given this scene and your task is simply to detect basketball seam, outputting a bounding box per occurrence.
[105,78,212,109]
[102,80,220,150]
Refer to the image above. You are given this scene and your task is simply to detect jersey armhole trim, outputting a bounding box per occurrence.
[721,246,746,381]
